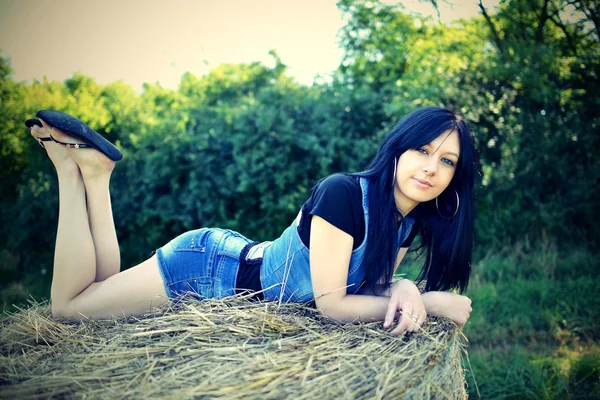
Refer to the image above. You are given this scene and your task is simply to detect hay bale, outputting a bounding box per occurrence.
[0,294,468,399]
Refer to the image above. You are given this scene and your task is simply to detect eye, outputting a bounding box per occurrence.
[441,158,455,167]
[417,147,428,155]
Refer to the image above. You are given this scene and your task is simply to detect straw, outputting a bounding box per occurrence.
[0,294,468,399]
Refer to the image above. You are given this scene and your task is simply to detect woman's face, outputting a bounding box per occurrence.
[394,129,460,215]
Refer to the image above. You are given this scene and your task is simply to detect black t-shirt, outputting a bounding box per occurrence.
[299,173,418,250]
[298,174,366,249]
[235,174,419,293]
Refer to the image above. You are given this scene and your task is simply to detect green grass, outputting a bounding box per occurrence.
[397,241,600,398]
[462,242,600,399]
[465,346,600,399]
[466,277,600,345]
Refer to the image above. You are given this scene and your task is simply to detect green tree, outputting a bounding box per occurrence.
[335,0,600,246]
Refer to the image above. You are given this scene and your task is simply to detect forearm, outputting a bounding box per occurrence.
[321,290,442,324]
[355,283,392,297]
[319,293,392,323]
[358,283,442,313]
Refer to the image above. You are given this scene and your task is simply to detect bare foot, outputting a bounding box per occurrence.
[41,120,116,180]
[30,120,77,173]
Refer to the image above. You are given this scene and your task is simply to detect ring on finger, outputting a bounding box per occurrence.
[406,312,420,325]
[412,314,423,326]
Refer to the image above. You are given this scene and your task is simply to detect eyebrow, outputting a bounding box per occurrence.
[428,132,460,158]
[425,143,460,158]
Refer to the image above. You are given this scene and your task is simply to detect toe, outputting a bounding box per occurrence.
[34,119,52,138]
[39,119,50,133]
[30,125,45,139]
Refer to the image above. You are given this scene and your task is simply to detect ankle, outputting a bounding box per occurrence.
[82,171,112,188]
[78,159,115,182]
[56,163,81,178]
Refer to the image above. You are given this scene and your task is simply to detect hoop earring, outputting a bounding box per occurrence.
[435,189,460,219]
[392,157,397,188]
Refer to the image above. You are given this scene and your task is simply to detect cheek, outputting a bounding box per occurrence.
[396,153,420,175]
[437,169,456,190]
[443,168,456,183]
[431,185,448,199]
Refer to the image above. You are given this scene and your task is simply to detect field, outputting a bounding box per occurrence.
[445,243,599,399]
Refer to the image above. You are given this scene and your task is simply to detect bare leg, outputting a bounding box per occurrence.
[86,190,120,281]
[32,123,169,320]
[82,164,120,282]
[31,122,96,311]
[59,124,123,282]
[51,160,97,311]
[34,121,120,282]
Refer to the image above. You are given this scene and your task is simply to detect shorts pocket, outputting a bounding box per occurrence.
[172,229,212,253]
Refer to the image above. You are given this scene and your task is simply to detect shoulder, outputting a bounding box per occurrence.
[301,173,365,249]
[308,174,362,208]
[315,173,361,194]
[309,173,363,220]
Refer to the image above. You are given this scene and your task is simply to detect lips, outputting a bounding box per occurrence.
[413,178,433,187]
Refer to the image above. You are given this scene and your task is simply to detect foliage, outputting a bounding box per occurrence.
[0,1,598,397]
[462,240,600,399]
[336,0,600,247]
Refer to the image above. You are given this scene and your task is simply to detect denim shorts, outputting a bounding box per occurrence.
[156,228,252,300]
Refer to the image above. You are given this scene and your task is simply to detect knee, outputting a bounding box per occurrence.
[51,302,76,321]
[51,303,67,319]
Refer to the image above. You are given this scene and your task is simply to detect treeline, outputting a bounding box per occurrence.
[1,0,598,306]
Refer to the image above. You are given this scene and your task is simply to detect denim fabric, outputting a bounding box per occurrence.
[260,177,415,303]
[156,228,251,299]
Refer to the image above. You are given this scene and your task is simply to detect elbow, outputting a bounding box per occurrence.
[314,296,353,323]
[315,303,338,320]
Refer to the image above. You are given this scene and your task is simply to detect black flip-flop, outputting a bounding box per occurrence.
[25,118,53,148]
[33,110,123,161]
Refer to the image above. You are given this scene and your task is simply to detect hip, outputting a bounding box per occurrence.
[156,228,251,299]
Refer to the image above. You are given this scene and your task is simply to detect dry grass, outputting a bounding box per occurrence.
[0,294,468,399]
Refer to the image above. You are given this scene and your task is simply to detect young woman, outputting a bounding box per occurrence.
[28,106,474,336]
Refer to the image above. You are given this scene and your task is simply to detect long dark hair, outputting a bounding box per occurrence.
[353,106,476,294]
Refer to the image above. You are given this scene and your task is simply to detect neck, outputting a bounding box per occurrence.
[396,202,418,218]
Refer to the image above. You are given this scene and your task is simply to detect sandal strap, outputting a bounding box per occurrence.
[36,137,53,148]
[50,134,93,149]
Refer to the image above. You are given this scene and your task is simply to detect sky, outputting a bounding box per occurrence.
[0,0,496,92]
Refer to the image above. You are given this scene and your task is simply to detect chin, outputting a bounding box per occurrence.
[405,191,437,203]
[415,196,437,204]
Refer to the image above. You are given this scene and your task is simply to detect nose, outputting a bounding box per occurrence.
[422,157,437,175]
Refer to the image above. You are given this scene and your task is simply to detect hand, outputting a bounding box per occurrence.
[421,291,472,326]
[383,279,427,336]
